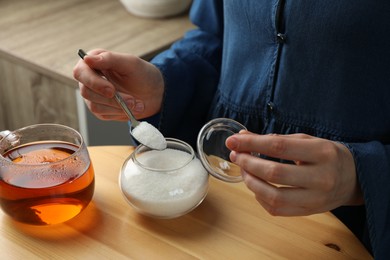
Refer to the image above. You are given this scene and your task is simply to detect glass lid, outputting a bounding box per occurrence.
[197,118,246,183]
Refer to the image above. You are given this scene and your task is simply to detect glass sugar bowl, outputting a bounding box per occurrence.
[119,138,209,219]
[119,118,247,218]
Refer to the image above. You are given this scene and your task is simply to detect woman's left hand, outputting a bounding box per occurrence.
[225,131,364,216]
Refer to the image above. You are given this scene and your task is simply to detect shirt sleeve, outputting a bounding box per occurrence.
[150,0,224,146]
[346,141,390,258]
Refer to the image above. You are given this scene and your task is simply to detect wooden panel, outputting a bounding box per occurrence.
[0,58,78,131]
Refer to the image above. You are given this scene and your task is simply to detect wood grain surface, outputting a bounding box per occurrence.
[0,146,373,259]
[0,0,194,85]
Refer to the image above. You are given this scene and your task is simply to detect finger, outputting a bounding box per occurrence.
[79,82,142,111]
[242,171,326,216]
[85,48,108,55]
[227,133,322,163]
[84,99,129,121]
[92,112,129,122]
[232,151,316,188]
[82,88,145,119]
[79,82,118,108]
[83,50,140,75]
[73,59,115,98]
[256,196,314,217]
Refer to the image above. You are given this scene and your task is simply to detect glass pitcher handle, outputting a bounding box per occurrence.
[0,130,11,141]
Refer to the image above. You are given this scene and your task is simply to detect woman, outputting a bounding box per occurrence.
[73,1,390,257]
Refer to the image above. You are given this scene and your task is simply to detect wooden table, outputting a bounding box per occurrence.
[0,0,194,144]
[0,146,372,259]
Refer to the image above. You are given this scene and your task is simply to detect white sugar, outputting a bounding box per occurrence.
[131,121,167,150]
[134,148,190,170]
[121,148,208,218]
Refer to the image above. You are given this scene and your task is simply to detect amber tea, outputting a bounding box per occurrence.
[0,124,94,225]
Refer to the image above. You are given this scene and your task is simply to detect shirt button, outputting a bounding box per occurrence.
[267,102,275,111]
[276,33,286,43]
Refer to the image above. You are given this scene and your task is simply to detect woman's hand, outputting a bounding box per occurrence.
[226,131,364,216]
[73,49,164,121]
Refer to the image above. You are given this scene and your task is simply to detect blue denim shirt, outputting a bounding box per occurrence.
[151,1,390,258]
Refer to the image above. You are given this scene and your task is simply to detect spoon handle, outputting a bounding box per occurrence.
[114,92,140,127]
[77,49,140,127]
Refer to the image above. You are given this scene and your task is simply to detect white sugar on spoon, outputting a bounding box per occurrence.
[131,121,167,150]
[112,92,166,150]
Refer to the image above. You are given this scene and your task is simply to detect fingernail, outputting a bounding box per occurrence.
[226,136,238,150]
[134,101,144,112]
[126,98,135,109]
[230,151,237,162]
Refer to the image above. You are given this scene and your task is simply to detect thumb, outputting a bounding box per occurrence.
[83,53,106,72]
[84,50,139,74]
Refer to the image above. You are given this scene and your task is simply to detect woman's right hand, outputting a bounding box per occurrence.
[73,49,165,121]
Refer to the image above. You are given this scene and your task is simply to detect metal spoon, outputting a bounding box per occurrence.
[77,49,165,150]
